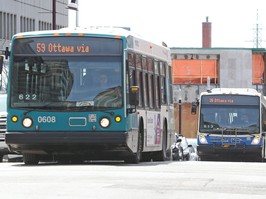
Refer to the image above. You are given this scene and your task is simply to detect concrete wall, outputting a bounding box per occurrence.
[219,49,252,88]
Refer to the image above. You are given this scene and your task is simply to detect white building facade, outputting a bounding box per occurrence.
[0,0,68,49]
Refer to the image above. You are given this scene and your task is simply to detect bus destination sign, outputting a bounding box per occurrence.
[13,37,122,56]
[36,42,89,54]
[202,95,259,106]
[208,98,234,104]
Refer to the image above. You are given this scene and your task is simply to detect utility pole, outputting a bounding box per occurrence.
[52,0,56,30]
[178,88,182,135]
[252,9,263,48]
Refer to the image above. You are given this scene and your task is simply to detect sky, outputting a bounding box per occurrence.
[68,0,266,48]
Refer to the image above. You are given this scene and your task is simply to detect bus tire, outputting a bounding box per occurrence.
[23,153,39,165]
[124,123,143,164]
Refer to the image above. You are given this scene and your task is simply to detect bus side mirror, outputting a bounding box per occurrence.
[127,86,139,114]
[191,101,198,115]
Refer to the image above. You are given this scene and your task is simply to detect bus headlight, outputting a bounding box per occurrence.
[100,117,110,128]
[251,135,261,145]
[199,134,208,144]
[22,117,33,128]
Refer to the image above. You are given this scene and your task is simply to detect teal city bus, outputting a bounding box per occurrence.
[2,27,175,164]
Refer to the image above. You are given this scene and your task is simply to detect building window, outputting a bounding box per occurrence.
[0,12,17,40]
[172,59,218,84]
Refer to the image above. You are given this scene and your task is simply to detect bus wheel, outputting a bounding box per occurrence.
[23,153,39,165]
[125,128,143,164]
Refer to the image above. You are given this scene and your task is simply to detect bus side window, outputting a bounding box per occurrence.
[136,70,143,107]
[160,62,166,105]
[136,54,143,107]
[128,52,135,85]
[154,75,160,109]
[148,74,154,109]
[154,60,160,109]
[168,65,173,104]
[147,57,154,109]
[145,73,149,108]
[142,56,148,107]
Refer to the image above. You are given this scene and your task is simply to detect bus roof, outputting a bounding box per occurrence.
[12,26,171,63]
[201,88,261,96]
[13,26,135,38]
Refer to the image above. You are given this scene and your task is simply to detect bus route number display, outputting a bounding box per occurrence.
[36,42,90,54]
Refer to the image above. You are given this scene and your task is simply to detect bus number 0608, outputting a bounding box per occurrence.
[37,116,56,123]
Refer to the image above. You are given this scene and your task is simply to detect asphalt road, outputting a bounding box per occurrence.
[0,160,266,199]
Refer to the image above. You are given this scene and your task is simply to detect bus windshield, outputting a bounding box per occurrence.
[199,95,260,133]
[10,36,123,110]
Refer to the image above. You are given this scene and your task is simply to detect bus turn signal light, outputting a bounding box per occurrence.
[11,116,18,123]
[115,116,121,123]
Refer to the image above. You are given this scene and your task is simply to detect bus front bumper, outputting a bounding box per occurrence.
[5,131,132,156]
[197,144,262,159]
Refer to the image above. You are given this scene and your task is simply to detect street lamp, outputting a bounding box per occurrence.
[67,0,79,27]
